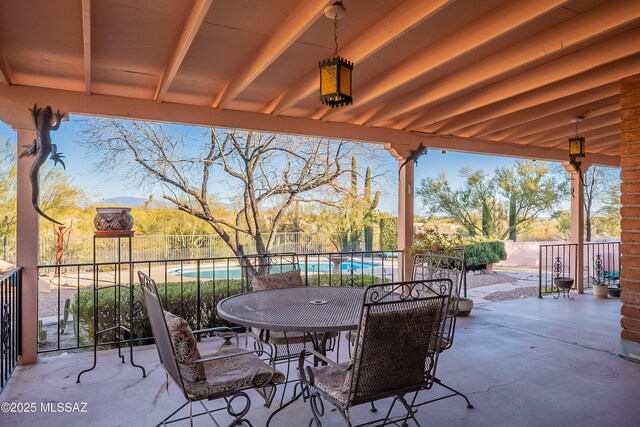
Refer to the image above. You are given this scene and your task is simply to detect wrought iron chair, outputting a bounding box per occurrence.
[410,250,474,409]
[240,253,338,405]
[298,279,451,427]
[137,271,285,426]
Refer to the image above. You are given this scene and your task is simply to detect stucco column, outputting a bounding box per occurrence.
[398,159,414,281]
[620,74,640,362]
[562,161,586,294]
[14,127,39,364]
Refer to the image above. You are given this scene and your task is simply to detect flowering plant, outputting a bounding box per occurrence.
[410,228,462,255]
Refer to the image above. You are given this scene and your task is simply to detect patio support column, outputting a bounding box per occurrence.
[562,161,586,294]
[620,74,640,362]
[398,158,414,281]
[15,127,39,364]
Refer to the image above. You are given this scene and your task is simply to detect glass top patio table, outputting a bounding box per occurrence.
[217,286,365,333]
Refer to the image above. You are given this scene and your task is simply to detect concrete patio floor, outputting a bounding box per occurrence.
[2,292,639,427]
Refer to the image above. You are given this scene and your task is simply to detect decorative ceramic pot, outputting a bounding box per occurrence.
[553,277,574,290]
[94,207,134,231]
[593,284,608,299]
[455,297,474,317]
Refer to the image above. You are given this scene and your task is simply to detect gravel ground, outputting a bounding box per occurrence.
[39,287,84,317]
[483,286,539,302]
[465,272,518,289]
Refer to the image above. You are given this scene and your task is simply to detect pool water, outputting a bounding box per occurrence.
[170,260,382,280]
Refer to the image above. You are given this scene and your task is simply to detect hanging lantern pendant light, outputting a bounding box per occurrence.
[569,117,585,161]
[319,2,353,108]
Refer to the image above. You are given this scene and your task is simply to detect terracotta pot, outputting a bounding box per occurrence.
[94,207,134,231]
[593,284,608,299]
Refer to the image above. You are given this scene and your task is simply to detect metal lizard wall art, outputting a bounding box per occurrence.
[18,104,66,225]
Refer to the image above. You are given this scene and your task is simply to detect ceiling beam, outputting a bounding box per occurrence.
[0,54,10,85]
[376,0,640,128]
[216,0,333,109]
[0,83,619,167]
[81,0,91,94]
[490,101,619,142]
[589,137,620,153]
[518,112,620,145]
[319,0,568,121]
[465,90,620,140]
[537,123,620,148]
[408,46,640,135]
[427,56,640,135]
[154,0,213,102]
[268,0,451,115]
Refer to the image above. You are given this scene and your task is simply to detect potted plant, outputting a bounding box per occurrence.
[592,276,608,299]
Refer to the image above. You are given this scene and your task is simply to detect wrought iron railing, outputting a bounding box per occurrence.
[36,250,399,354]
[1,267,21,394]
[538,242,620,297]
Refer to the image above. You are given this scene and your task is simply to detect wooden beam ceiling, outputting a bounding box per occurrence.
[367,0,640,128]
[215,0,333,109]
[154,0,213,102]
[81,0,91,94]
[268,0,451,115]
[319,0,569,122]
[430,55,639,135]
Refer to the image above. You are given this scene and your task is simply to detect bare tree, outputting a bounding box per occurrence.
[583,166,620,241]
[78,119,362,261]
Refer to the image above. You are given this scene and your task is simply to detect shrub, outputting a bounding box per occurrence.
[463,240,506,271]
[72,273,384,348]
[379,217,398,250]
[73,279,244,347]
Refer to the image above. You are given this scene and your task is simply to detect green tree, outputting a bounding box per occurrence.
[417,168,499,237]
[496,161,566,241]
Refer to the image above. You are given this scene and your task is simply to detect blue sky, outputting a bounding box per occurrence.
[0,115,527,215]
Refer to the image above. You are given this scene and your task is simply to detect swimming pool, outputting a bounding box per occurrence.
[169,259,382,280]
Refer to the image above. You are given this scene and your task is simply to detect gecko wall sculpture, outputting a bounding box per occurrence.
[18,104,66,225]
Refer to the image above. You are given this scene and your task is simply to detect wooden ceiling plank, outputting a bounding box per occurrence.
[488,101,620,142]
[535,123,620,147]
[318,0,568,121]
[376,0,640,128]
[407,36,640,133]
[216,0,333,109]
[469,94,620,140]
[517,112,620,145]
[268,0,452,116]
[0,55,10,86]
[429,56,640,135]
[81,0,91,94]
[154,0,213,102]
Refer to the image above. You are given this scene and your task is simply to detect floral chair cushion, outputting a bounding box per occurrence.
[305,362,351,404]
[164,311,206,384]
[251,269,302,292]
[184,347,285,401]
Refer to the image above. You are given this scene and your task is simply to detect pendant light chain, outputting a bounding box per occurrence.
[333,16,339,57]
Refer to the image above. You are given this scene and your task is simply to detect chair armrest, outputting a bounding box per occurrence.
[192,326,238,345]
[181,346,273,365]
[305,348,351,372]
[298,350,353,388]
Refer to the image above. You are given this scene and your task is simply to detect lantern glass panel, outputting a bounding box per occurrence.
[340,63,351,96]
[321,63,337,96]
[569,137,584,157]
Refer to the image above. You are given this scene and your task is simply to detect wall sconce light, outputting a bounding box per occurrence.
[319,1,353,108]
